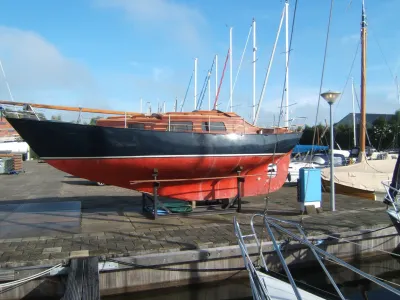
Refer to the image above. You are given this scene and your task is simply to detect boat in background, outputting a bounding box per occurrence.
[320,1,397,201]
[1,101,302,202]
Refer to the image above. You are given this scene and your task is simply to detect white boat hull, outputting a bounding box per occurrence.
[256,271,325,300]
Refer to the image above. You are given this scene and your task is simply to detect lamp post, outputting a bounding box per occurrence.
[321,90,341,211]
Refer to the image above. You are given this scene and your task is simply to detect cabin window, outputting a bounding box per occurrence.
[202,122,226,132]
[170,121,193,132]
[128,123,145,130]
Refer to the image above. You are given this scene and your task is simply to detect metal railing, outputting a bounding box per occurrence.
[234,214,400,300]
[382,180,400,211]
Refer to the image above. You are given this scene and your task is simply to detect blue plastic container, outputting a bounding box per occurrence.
[298,168,321,203]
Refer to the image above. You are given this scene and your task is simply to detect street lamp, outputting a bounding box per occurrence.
[321,90,341,211]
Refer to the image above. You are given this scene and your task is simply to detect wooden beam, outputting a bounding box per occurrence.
[63,257,100,300]
[0,100,142,116]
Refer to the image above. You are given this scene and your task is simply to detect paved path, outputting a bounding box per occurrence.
[0,161,392,267]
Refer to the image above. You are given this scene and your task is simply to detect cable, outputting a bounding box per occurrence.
[0,263,62,293]
[311,0,334,155]
[105,258,246,273]
[225,23,253,112]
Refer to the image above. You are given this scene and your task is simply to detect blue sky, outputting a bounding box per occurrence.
[0,0,399,127]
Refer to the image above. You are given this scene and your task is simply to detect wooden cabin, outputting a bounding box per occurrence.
[95,110,292,135]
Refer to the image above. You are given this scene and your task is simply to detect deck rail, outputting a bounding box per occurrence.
[234,213,400,300]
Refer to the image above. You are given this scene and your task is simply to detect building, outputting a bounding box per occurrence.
[0,116,20,142]
[335,113,394,129]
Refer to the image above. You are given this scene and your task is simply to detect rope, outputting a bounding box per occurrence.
[0,263,62,294]
[225,24,253,112]
[320,231,400,259]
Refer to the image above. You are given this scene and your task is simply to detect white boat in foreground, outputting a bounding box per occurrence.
[234,214,400,300]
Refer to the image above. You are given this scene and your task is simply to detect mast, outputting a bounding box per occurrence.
[194,58,198,110]
[208,71,211,110]
[252,18,257,123]
[351,77,357,147]
[284,0,290,128]
[229,27,233,112]
[358,0,367,161]
[215,54,218,109]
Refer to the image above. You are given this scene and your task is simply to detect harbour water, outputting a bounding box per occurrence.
[105,253,400,300]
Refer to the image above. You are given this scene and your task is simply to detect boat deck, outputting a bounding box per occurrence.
[0,161,393,268]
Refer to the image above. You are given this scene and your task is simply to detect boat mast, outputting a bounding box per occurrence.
[284,0,290,128]
[351,77,357,147]
[215,54,218,110]
[208,70,211,110]
[252,18,257,123]
[194,58,198,110]
[229,27,233,112]
[358,0,367,161]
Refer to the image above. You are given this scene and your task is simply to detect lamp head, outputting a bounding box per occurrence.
[321,90,341,105]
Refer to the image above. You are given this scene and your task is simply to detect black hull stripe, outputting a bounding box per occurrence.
[6,117,302,158]
[41,153,287,160]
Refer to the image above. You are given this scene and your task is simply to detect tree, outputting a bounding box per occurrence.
[51,114,62,121]
[89,116,102,125]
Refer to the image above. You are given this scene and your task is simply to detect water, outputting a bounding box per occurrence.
[104,253,400,300]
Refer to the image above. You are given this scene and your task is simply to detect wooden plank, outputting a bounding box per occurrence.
[63,257,99,300]
[82,257,100,300]
[0,100,142,116]
[63,258,84,300]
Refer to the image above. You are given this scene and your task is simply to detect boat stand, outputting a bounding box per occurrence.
[141,168,244,220]
[222,167,244,212]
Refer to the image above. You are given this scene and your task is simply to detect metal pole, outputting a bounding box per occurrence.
[229,27,233,112]
[208,71,211,110]
[285,0,289,127]
[215,54,218,108]
[194,58,198,110]
[252,18,256,123]
[329,103,335,211]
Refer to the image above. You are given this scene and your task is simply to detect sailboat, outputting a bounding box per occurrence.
[320,1,396,201]
[1,100,301,202]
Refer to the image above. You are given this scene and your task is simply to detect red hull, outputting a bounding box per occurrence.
[47,153,291,201]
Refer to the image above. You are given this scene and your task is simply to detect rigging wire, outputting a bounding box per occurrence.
[198,58,216,110]
[213,48,230,109]
[310,0,335,157]
[180,72,193,112]
[225,23,253,112]
[255,0,299,269]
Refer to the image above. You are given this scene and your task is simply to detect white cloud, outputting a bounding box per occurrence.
[341,34,359,45]
[94,0,206,47]
[0,26,103,108]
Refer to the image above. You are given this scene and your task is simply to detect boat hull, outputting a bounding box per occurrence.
[6,117,301,201]
[321,178,376,200]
